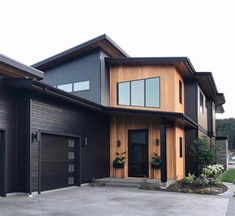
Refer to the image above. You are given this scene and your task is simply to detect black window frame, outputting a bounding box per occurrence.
[117,77,160,108]
[179,80,182,104]
[179,137,183,158]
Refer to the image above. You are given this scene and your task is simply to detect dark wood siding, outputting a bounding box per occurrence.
[184,79,198,122]
[31,96,109,191]
[0,85,17,193]
[16,92,30,193]
[185,128,198,174]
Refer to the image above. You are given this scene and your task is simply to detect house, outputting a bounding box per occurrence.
[0,35,225,197]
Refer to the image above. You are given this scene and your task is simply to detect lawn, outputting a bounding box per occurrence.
[221,169,235,184]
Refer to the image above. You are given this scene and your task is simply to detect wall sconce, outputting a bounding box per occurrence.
[117,140,121,147]
[32,131,39,144]
[156,138,160,146]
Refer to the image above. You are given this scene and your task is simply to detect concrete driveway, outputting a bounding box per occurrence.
[0,186,233,216]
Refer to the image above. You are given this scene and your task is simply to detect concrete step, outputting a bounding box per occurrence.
[95,178,168,189]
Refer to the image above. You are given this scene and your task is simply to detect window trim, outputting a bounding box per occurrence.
[117,77,160,108]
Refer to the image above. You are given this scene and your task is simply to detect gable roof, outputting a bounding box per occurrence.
[32,34,128,71]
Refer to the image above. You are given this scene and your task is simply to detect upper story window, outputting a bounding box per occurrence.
[179,80,182,104]
[74,80,90,92]
[56,80,90,93]
[117,77,160,108]
[57,83,73,92]
[200,91,204,113]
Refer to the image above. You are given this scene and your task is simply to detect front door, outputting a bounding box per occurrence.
[128,129,148,177]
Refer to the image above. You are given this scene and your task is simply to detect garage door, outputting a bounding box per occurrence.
[41,134,76,191]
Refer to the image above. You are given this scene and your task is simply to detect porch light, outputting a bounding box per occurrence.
[156,138,160,146]
[117,140,121,147]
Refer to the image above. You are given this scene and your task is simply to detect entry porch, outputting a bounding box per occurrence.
[109,110,191,183]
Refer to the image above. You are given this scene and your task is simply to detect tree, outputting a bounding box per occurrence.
[190,137,216,175]
[216,118,235,149]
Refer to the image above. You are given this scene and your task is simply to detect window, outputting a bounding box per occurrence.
[179,137,183,158]
[74,80,90,92]
[68,152,74,160]
[117,77,160,108]
[68,177,74,185]
[57,83,73,92]
[179,80,182,104]
[118,82,130,105]
[68,139,75,147]
[146,78,160,107]
[200,91,204,113]
[131,80,145,106]
[68,164,74,172]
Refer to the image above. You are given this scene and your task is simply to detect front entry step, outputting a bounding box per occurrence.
[95,178,172,188]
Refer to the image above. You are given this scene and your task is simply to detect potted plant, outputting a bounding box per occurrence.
[113,151,126,169]
[151,152,161,169]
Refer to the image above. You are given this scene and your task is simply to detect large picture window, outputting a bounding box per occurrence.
[117,77,160,108]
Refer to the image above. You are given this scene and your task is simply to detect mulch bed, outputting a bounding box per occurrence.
[167,182,228,195]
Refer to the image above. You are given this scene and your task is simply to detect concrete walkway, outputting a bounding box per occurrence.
[0,186,231,216]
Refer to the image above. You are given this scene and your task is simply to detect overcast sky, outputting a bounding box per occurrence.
[0,0,234,118]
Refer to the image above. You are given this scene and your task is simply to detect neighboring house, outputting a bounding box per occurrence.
[0,35,225,197]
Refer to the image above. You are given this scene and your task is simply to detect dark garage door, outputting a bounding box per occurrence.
[41,134,77,191]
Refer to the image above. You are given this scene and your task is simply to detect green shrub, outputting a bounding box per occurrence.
[195,175,209,186]
[183,173,195,184]
[190,137,217,174]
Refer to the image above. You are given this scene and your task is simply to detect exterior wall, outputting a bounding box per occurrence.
[184,79,198,122]
[30,95,110,192]
[0,85,17,193]
[109,65,185,113]
[110,115,185,180]
[174,125,185,180]
[42,50,102,104]
[197,85,208,131]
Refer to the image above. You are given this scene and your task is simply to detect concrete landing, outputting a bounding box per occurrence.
[95,177,174,188]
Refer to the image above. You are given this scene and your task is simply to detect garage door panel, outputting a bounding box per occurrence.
[41,134,76,191]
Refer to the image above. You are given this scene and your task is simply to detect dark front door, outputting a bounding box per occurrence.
[128,129,148,177]
[41,134,77,191]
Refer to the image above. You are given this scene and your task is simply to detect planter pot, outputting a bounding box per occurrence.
[151,163,161,169]
[113,162,124,169]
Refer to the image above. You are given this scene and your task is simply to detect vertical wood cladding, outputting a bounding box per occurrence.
[31,96,109,191]
[110,115,185,180]
[0,85,17,193]
[109,65,185,113]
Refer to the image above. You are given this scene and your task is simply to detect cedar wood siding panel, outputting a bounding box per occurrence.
[31,96,109,191]
[0,85,17,193]
[109,65,185,113]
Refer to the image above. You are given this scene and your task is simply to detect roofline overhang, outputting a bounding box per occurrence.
[0,54,44,80]
[105,57,196,77]
[4,78,198,128]
[32,34,129,71]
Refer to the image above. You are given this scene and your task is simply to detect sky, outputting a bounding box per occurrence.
[0,0,234,119]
